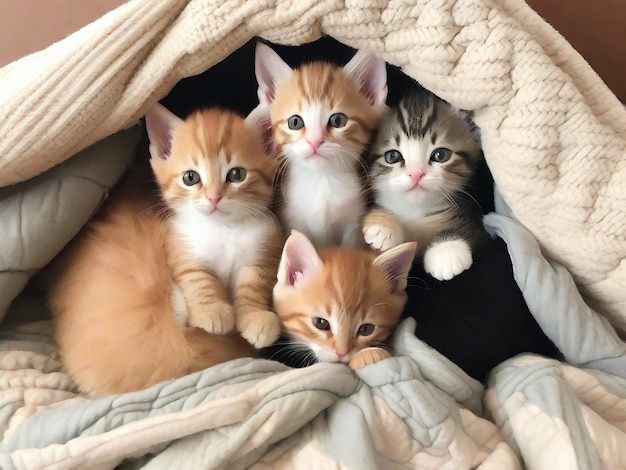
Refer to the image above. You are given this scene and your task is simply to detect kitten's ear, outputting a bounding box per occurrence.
[245,102,273,153]
[255,43,293,105]
[144,103,183,160]
[277,230,322,288]
[344,51,388,106]
[373,242,417,294]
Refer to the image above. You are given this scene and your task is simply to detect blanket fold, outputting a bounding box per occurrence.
[0,126,140,322]
[1,213,624,469]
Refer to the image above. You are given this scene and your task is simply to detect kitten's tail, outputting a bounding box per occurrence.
[50,194,256,398]
[183,327,257,371]
[54,281,256,397]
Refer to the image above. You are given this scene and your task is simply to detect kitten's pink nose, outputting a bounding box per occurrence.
[307,139,324,152]
[408,171,424,184]
[207,196,222,208]
[334,348,349,360]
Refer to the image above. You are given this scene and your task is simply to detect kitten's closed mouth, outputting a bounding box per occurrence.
[319,352,352,364]
[197,204,226,215]
[406,181,426,193]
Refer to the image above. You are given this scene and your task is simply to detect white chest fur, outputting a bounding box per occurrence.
[398,210,450,248]
[173,207,273,292]
[283,166,365,248]
[378,190,449,249]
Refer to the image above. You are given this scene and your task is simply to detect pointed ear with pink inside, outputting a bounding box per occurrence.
[144,103,183,160]
[245,102,274,154]
[343,51,388,106]
[373,242,417,294]
[255,43,293,105]
[277,230,322,288]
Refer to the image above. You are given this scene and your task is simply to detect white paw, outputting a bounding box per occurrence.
[363,224,403,252]
[237,310,281,349]
[424,240,473,281]
[189,302,235,334]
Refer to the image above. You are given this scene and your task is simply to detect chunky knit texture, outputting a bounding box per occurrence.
[0,0,624,332]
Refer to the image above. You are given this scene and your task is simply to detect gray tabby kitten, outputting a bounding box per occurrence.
[362,87,485,280]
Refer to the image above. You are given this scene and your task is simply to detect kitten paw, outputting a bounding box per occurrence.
[189,302,235,334]
[349,347,392,370]
[363,224,403,252]
[424,239,473,281]
[237,310,281,349]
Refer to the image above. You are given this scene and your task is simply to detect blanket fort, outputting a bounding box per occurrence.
[0,0,625,468]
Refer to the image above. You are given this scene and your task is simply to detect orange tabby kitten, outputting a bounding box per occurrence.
[254,43,388,248]
[48,105,281,397]
[147,104,284,347]
[272,230,416,365]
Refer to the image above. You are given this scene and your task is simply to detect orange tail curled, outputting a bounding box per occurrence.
[48,179,256,398]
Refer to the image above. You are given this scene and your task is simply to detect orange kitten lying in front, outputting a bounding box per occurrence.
[273,231,416,367]
[48,104,282,397]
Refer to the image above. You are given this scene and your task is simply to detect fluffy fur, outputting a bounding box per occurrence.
[271,230,416,365]
[48,105,281,397]
[254,43,388,248]
[363,87,486,280]
[148,105,284,348]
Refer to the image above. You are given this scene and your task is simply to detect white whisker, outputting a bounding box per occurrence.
[457,188,485,215]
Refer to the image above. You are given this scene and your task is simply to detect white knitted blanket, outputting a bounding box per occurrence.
[0,0,624,333]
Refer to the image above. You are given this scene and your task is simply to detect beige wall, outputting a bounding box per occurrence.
[0,1,624,101]
[527,0,626,102]
[0,0,125,67]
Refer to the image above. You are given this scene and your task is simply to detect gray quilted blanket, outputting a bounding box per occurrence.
[0,214,624,469]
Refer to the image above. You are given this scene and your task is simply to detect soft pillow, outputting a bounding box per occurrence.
[0,126,141,322]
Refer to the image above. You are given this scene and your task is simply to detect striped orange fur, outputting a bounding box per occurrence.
[269,61,383,160]
[47,160,257,397]
[47,105,282,397]
[273,231,416,364]
[254,43,388,248]
[149,107,284,346]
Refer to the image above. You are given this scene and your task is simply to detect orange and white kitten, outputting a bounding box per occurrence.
[146,104,284,348]
[254,43,388,249]
[48,105,280,397]
[272,230,416,364]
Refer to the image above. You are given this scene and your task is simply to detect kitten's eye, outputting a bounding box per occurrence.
[328,113,347,128]
[357,323,375,337]
[182,170,201,186]
[430,148,453,163]
[226,167,247,183]
[312,317,331,331]
[287,115,304,130]
[384,150,404,165]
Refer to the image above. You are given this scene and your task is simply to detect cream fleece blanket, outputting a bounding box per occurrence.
[0,0,624,333]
